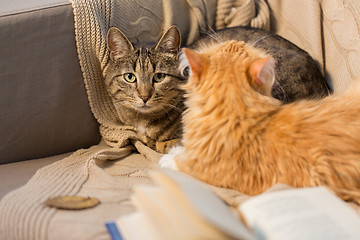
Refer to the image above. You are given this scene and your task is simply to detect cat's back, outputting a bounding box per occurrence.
[269,83,360,149]
[194,27,300,50]
[191,27,330,103]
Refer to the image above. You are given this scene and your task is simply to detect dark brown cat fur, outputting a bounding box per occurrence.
[173,40,360,204]
[189,26,331,103]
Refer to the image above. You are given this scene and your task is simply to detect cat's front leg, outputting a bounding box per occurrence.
[156,138,182,153]
[158,145,184,170]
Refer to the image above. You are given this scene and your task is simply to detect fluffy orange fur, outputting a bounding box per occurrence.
[176,40,360,204]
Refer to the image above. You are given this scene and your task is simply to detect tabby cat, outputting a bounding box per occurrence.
[186,26,330,103]
[159,40,360,204]
[105,26,185,153]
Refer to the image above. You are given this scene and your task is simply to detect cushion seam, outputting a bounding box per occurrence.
[0,2,70,18]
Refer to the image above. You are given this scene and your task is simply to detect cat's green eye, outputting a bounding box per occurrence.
[153,73,166,83]
[124,73,136,83]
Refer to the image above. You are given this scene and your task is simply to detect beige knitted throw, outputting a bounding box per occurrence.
[0,0,269,239]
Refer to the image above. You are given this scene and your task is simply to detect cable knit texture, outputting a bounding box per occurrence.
[0,1,270,239]
[216,0,270,30]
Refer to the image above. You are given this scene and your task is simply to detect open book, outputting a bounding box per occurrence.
[105,169,360,240]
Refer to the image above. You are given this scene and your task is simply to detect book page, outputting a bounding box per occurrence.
[157,169,256,240]
[116,212,163,240]
[115,171,248,240]
[240,187,360,240]
[132,183,234,240]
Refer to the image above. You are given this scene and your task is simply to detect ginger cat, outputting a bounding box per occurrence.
[159,40,360,204]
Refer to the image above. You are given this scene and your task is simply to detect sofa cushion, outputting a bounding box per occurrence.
[0,0,69,16]
[0,1,101,164]
[0,152,72,199]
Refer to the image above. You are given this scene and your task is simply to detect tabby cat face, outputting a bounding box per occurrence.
[105,26,186,114]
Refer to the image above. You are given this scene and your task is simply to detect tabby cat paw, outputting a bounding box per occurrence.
[156,138,181,153]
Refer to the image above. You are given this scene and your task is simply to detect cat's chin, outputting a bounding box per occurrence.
[135,104,169,115]
[135,105,158,114]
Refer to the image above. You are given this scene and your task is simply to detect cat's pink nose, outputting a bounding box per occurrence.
[140,95,151,103]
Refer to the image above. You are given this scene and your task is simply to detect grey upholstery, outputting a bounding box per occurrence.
[0,0,101,164]
[0,0,101,197]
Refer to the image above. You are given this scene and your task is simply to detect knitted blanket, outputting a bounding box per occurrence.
[0,0,269,239]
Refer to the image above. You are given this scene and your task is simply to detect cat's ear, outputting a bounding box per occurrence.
[107,27,134,60]
[183,48,206,76]
[248,56,275,95]
[155,25,181,54]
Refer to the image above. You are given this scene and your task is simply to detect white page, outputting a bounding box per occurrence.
[117,212,163,240]
[159,169,256,240]
[240,187,360,240]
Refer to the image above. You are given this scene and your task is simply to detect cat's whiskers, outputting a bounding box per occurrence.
[159,102,183,113]
[250,34,276,47]
[272,81,289,102]
[113,98,142,113]
[112,99,126,106]
[203,30,224,44]
[157,104,171,118]
[154,95,183,112]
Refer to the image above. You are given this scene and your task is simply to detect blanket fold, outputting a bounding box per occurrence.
[0,0,270,239]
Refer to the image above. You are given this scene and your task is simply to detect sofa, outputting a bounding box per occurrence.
[0,0,101,198]
[1,0,359,239]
